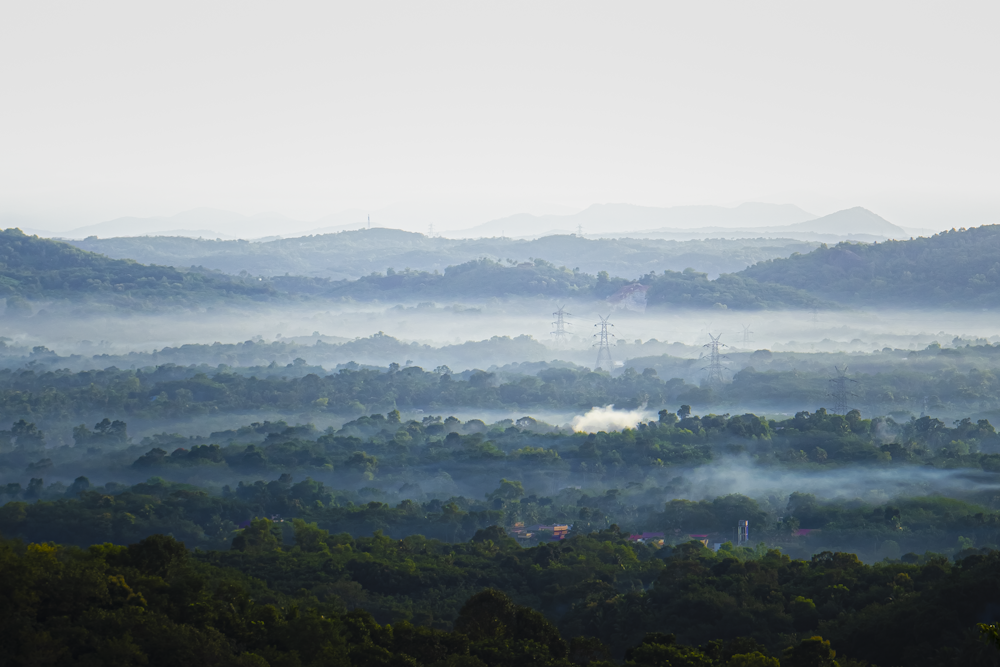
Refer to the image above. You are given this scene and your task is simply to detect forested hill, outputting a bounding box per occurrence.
[2,228,829,311]
[740,224,1000,306]
[69,227,819,281]
[0,228,276,311]
[272,258,829,309]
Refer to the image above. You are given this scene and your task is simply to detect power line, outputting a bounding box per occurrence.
[702,333,728,388]
[551,305,572,342]
[594,315,615,371]
[828,365,859,415]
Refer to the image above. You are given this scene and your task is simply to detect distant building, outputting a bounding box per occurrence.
[510,523,571,543]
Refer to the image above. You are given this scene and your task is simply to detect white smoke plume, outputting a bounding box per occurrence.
[571,404,651,433]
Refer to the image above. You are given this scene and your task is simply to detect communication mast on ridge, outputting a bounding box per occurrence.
[829,365,859,415]
[594,315,615,371]
[741,324,753,349]
[702,334,728,388]
[552,306,572,342]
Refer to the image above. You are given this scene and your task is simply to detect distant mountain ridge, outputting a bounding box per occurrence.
[781,207,904,236]
[68,229,821,281]
[449,202,819,238]
[33,201,910,244]
[56,208,308,240]
[449,204,910,242]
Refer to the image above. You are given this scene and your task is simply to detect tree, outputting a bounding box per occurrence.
[65,476,91,497]
[658,409,678,425]
[624,633,712,667]
[727,653,779,667]
[127,534,188,576]
[487,479,524,502]
[454,589,517,640]
[231,518,281,554]
[782,637,839,667]
[11,420,44,450]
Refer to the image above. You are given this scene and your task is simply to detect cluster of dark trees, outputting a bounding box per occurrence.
[4,524,1000,665]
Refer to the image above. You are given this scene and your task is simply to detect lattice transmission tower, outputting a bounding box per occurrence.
[741,324,753,349]
[703,334,728,387]
[551,306,572,342]
[828,365,859,415]
[594,315,615,371]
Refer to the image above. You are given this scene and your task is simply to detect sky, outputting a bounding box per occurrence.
[1,1,998,233]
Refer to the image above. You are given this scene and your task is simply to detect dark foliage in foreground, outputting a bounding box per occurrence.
[3,528,1000,665]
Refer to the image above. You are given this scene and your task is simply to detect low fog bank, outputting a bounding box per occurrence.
[3,300,1000,356]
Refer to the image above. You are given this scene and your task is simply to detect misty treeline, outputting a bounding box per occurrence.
[7,405,1000,481]
[6,408,1000,555]
[8,344,1000,435]
[70,227,820,281]
[5,521,1000,666]
[5,464,1000,560]
[4,330,561,375]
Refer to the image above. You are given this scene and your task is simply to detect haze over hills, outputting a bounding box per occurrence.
[36,200,580,240]
[68,229,820,281]
[48,208,315,240]
[31,201,916,244]
[0,227,828,313]
[14,222,1000,311]
[449,202,819,238]
[452,203,913,243]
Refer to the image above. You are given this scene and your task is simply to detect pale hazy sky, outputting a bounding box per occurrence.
[1,1,997,232]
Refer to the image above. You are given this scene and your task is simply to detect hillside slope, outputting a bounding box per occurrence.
[0,228,276,311]
[740,225,1000,306]
[1,228,829,312]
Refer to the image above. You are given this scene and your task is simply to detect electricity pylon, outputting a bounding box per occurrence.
[594,315,615,370]
[702,333,728,388]
[552,306,572,342]
[829,365,859,415]
[741,324,753,349]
